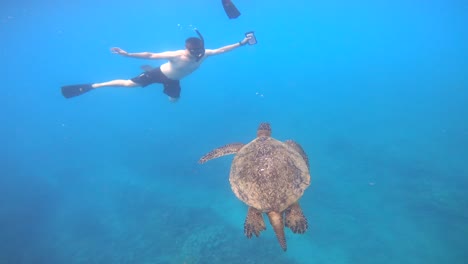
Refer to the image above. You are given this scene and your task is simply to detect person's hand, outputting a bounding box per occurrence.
[110,47,127,55]
[240,37,249,46]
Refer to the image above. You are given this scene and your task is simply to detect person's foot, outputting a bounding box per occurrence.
[168,96,179,103]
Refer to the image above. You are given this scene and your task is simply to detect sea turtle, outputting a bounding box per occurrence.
[199,122,311,251]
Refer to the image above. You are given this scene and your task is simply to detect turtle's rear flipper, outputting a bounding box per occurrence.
[285,202,308,234]
[199,143,244,164]
[244,207,266,238]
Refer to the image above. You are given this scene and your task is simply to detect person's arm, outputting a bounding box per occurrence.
[205,36,250,56]
[110,47,179,60]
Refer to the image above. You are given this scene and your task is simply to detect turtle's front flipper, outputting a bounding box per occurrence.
[244,207,266,238]
[285,202,308,234]
[267,211,287,251]
[285,140,309,169]
[198,143,244,164]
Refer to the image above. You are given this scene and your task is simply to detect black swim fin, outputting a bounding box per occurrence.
[61,84,93,98]
[222,0,241,19]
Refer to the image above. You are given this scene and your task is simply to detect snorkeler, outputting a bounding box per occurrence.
[61,30,256,102]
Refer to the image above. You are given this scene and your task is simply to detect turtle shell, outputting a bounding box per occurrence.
[229,136,310,212]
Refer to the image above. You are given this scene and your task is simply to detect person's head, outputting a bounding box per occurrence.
[185,29,205,61]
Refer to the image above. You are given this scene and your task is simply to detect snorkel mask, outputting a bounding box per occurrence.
[186,29,205,61]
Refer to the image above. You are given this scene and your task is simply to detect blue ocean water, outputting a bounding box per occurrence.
[1,0,467,263]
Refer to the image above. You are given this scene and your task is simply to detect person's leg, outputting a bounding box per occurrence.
[61,76,142,99]
[92,79,139,88]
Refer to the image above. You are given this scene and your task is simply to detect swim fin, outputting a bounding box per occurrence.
[222,0,241,19]
[61,84,93,98]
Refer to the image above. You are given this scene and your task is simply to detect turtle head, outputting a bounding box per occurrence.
[257,122,271,137]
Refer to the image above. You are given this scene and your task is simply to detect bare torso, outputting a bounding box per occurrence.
[160,50,206,80]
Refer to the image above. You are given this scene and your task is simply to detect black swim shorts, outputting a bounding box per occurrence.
[131,67,181,98]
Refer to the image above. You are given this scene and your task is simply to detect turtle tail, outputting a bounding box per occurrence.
[267,211,287,251]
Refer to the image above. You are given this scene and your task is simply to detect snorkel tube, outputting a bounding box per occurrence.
[193,29,205,61]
